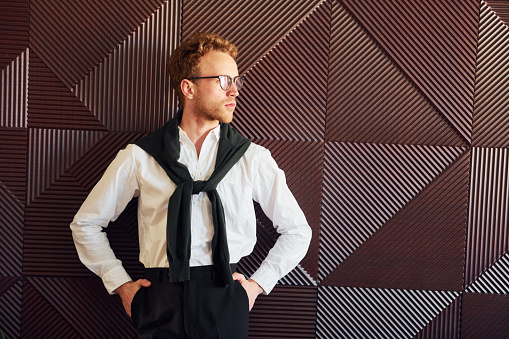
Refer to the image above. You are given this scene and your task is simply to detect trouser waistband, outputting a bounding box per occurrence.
[144,264,237,282]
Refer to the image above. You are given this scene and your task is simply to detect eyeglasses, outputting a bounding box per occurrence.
[187,75,244,91]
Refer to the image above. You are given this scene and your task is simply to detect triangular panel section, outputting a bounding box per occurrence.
[235,3,329,141]
[473,1,509,147]
[30,0,166,87]
[467,251,509,294]
[28,53,107,130]
[182,0,325,73]
[327,1,466,146]
[73,1,180,133]
[321,149,470,291]
[341,0,479,142]
[67,132,145,191]
[0,184,23,276]
[415,294,461,338]
[21,280,79,338]
[0,128,27,204]
[464,147,509,286]
[27,128,105,203]
[319,143,466,283]
[317,286,459,339]
[1,49,28,128]
[26,277,135,338]
[0,278,22,338]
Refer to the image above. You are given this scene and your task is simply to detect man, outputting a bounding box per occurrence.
[71,31,311,338]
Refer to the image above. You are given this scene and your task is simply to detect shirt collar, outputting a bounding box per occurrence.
[178,124,221,143]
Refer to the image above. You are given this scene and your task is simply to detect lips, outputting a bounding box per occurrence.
[225,102,236,109]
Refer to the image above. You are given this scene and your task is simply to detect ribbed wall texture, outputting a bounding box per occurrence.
[73,0,180,133]
[1,0,509,337]
[473,1,509,147]
[465,147,509,288]
[0,49,28,128]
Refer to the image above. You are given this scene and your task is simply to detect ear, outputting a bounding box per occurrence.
[181,79,195,100]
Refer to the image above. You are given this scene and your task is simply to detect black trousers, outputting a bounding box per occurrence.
[131,265,249,339]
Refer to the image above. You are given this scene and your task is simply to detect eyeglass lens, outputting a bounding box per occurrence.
[219,75,243,91]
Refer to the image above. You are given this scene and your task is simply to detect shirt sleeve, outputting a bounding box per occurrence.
[70,144,140,294]
[249,147,312,294]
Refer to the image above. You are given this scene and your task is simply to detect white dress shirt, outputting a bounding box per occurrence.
[70,125,311,294]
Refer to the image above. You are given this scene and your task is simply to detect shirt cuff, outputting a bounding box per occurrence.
[249,264,280,295]
[101,266,132,294]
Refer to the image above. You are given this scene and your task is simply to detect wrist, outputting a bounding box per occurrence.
[248,278,264,295]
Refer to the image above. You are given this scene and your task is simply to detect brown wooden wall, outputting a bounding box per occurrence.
[1,0,509,338]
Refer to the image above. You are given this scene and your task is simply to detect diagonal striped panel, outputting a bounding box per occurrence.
[327,2,465,146]
[249,286,317,338]
[467,251,509,294]
[319,142,466,282]
[67,132,145,190]
[465,147,509,286]
[461,293,509,338]
[473,1,509,147]
[1,48,28,128]
[486,0,509,25]
[342,0,479,143]
[182,0,325,74]
[322,149,470,291]
[30,0,166,88]
[0,185,23,276]
[0,0,28,69]
[317,286,459,339]
[23,173,91,277]
[26,277,135,338]
[234,3,329,141]
[73,0,180,133]
[0,278,21,339]
[21,280,79,338]
[0,128,27,204]
[415,295,461,339]
[27,129,105,204]
[253,139,323,280]
[28,52,107,130]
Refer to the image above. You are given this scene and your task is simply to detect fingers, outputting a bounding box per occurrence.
[232,272,246,281]
[137,278,152,288]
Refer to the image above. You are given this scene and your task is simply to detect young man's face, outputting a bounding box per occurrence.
[191,51,240,124]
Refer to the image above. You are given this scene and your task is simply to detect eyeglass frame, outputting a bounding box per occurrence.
[187,75,245,91]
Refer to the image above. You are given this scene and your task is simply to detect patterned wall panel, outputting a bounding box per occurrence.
[23,132,143,277]
[465,147,509,288]
[73,0,181,133]
[1,49,28,128]
[415,295,461,339]
[234,2,329,141]
[2,0,509,337]
[182,0,325,74]
[327,1,465,146]
[341,0,479,143]
[317,286,459,338]
[473,1,509,147]
[0,278,22,338]
[30,0,166,88]
[322,149,470,291]
[249,286,317,338]
[0,0,29,69]
[21,277,134,338]
[320,142,466,282]
[28,52,107,130]
[461,293,509,338]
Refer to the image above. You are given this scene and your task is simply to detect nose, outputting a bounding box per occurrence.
[228,82,239,97]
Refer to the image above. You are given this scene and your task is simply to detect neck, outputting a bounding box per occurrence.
[179,107,219,156]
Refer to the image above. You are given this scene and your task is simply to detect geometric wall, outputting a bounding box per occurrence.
[1,0,508,338]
